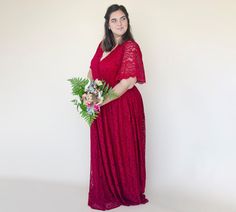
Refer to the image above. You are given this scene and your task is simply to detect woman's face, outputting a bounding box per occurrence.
[108,10,128,40]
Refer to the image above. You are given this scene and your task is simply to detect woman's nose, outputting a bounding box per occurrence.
[117,20,122,26]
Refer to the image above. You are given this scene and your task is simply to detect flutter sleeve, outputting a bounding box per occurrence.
[116,40,146,84]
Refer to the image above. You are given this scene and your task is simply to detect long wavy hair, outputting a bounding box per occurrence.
[101,4,134,52]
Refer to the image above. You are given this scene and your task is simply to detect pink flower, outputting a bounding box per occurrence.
[94,104,100,112]
[85,101,91,107]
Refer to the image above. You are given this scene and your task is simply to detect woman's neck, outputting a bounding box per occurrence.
[115,36,122,44]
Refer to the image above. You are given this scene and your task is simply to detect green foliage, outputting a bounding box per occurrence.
[99,80,118,99]
[80,110,98,127]
[67,77,89,98]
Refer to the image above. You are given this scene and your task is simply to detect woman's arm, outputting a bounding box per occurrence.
[101,77,137,106]
[87,68,93,80]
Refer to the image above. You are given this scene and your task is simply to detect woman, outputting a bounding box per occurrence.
[87,4,148,210]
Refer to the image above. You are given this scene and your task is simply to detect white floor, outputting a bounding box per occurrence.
[0,178,235,212]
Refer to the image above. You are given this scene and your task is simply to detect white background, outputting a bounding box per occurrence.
[0,0,236,207]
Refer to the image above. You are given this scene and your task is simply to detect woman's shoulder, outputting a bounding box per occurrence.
[98,41,103,49]
[92,41,103,53]
[123,39,139,47]
[122,40,142,53]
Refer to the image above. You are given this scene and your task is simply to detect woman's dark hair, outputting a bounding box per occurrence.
[102,4,134,52]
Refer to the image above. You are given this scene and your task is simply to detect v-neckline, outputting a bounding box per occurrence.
[99,44,120,63]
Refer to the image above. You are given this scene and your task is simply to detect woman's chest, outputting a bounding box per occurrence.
[98,48,123,78]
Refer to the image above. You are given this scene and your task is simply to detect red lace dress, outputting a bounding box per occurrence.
[88,40,148,210]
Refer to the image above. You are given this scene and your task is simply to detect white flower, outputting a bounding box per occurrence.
[95,79,103,86]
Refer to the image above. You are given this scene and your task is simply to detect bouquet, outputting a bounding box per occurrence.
[68,77,117,126]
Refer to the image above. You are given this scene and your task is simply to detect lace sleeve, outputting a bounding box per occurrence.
[116,41,146,83]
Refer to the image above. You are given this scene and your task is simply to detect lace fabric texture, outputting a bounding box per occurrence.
[116,40,146,83]
[88,40,148,210]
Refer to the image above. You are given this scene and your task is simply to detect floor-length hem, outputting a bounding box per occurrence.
[88,198,149,211]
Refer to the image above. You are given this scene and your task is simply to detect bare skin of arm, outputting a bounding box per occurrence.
[101,77,137,106]
[87,68,93,80]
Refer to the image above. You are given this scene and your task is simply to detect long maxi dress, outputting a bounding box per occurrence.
[88,40,148,210]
